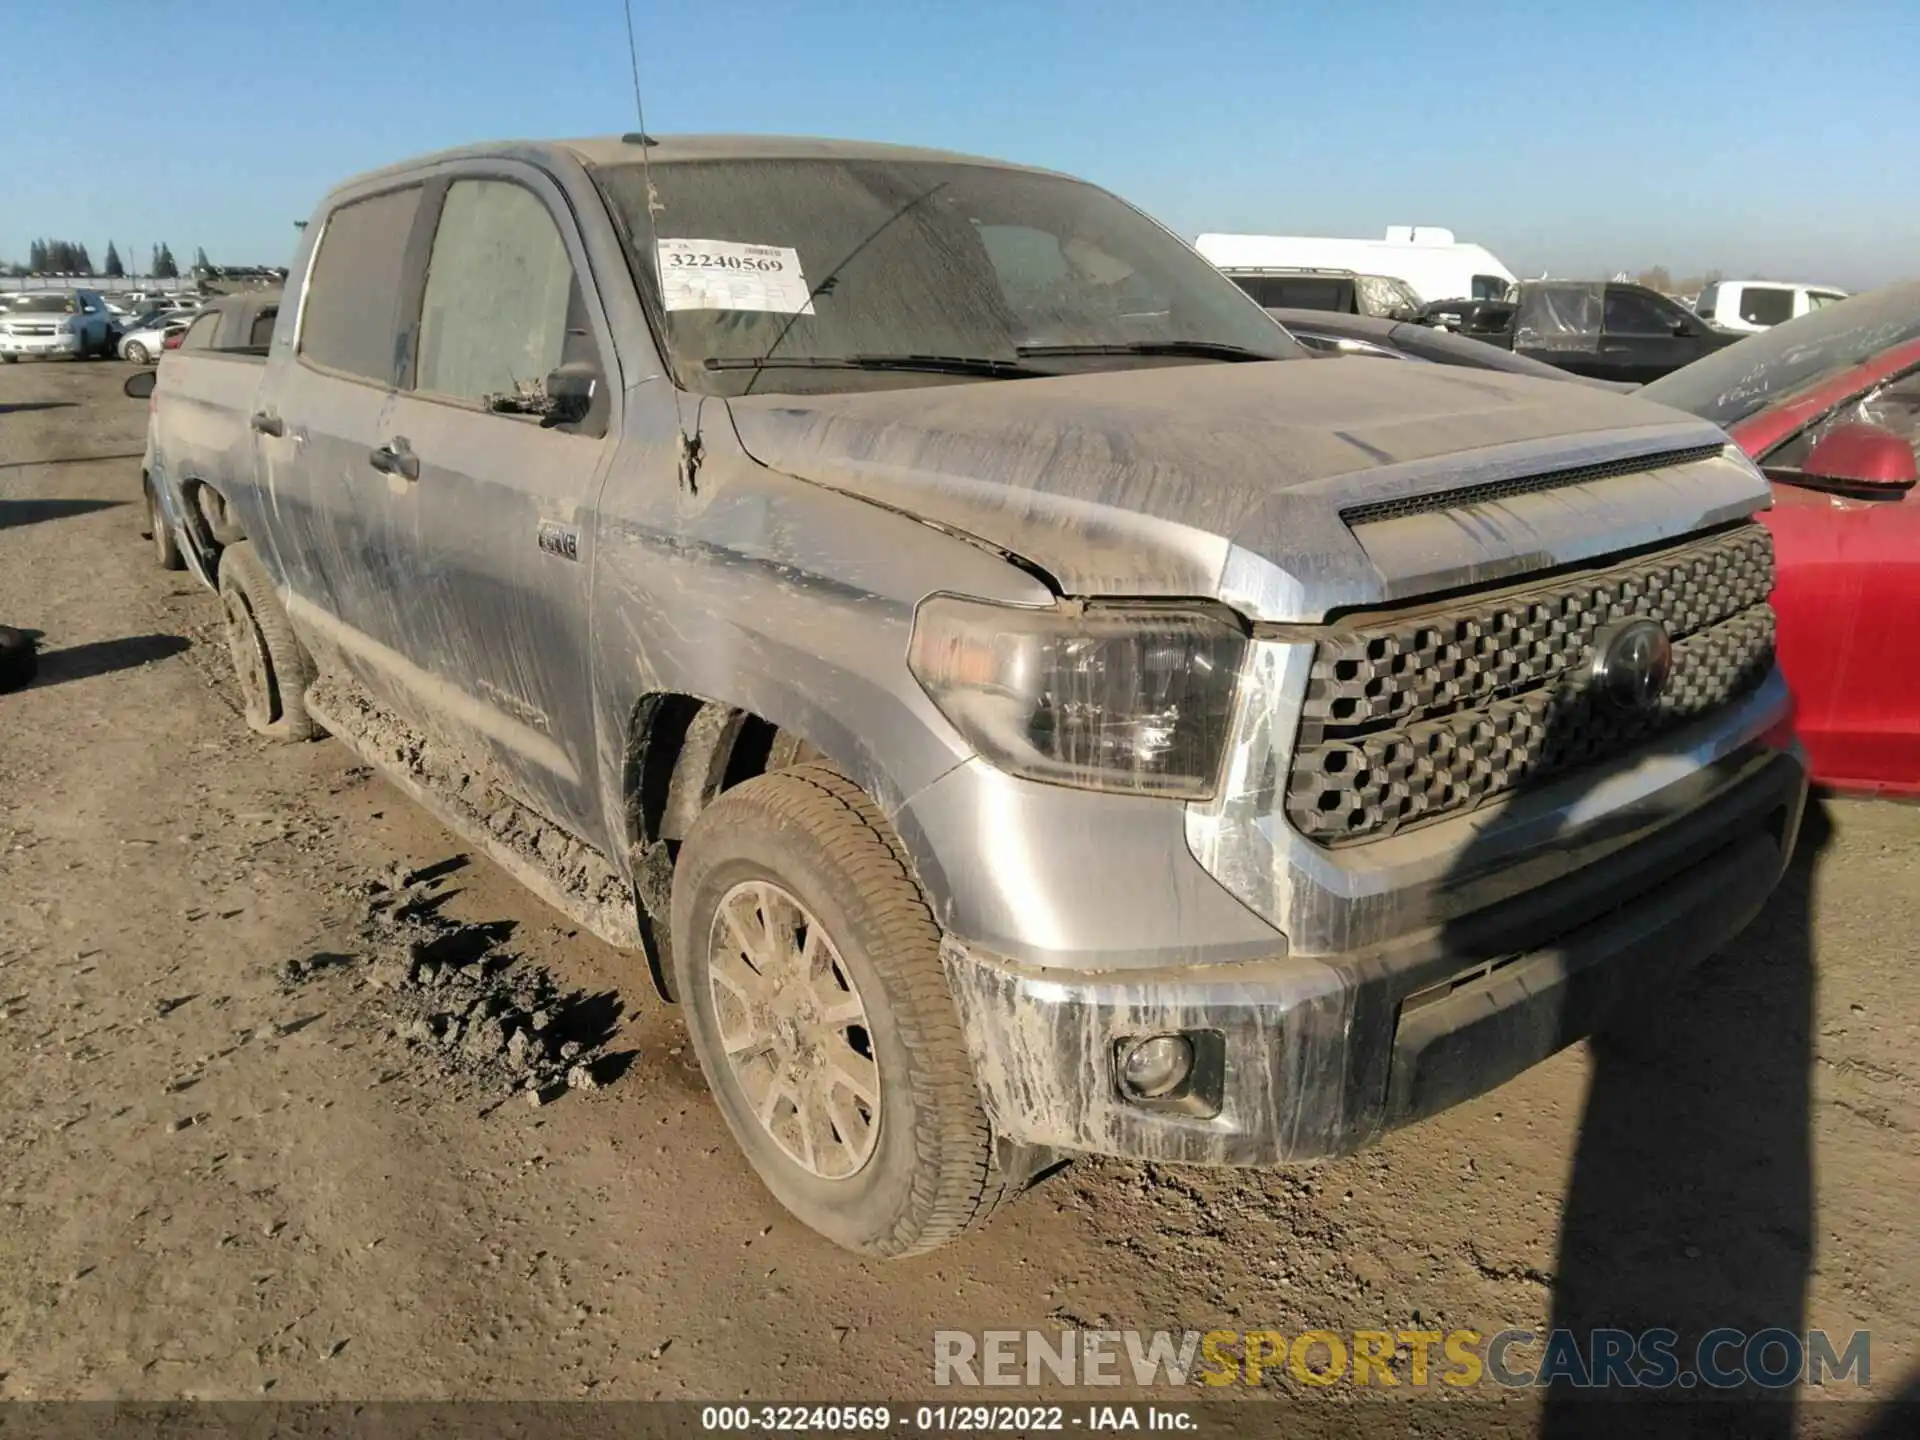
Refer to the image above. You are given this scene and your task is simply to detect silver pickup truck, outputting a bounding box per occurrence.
[131,134,1806,1257]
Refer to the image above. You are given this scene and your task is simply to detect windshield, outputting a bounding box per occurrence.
[3,293,78,314]
[1641,283,1920,428]
[591,157,1302,395]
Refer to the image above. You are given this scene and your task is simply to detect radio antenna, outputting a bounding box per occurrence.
[622,0,646,136]
[620,1,670,349]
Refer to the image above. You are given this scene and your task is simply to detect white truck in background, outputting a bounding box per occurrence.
[1195,227,1516,308]
[1693,280,1848,334]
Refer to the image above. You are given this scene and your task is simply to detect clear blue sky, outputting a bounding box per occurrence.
[5,0,1913,287]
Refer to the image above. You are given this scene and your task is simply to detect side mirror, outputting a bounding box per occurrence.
[122,371,156,399]
[543,360,600,425]
[1793,422,1917,495]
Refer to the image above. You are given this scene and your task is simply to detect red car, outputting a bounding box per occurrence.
[1644,284,1920,796]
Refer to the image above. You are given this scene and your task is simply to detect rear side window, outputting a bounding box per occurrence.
[300,186,423,383]
[1229,275,1347,310]
[247,306,279,348]
[1738,286,1795,327]
[414,179,575,402]
[179,311,220,350]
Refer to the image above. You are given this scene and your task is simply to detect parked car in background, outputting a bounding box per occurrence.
[1695,280,1847,334]
[137,132,1806,1257]
[1266,307,1633,388]
[1642,283,1920,796]
[118,315,191,364]
[0,289,118,361]
[1431,280,1741,383]
[1219,267,1423,319]
[1197,227,1514,305]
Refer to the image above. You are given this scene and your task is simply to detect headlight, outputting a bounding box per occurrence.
[56,318,77,334]
[907,596,1247,798]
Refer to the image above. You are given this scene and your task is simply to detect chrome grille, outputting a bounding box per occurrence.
[1285,524,1776,845]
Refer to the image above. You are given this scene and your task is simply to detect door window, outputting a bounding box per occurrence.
[299,185,423,384]
[179,311,220,350]
[247,306,279,349]
[1603,287,1682,336]
[1471,274,1509,301]
[414,179,576,404]
[1808,291,1846,312]
[1737,286,1795,328]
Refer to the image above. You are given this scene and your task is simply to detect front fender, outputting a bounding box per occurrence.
[586,443,1052,880]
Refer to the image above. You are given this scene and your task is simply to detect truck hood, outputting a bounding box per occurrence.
[724,359,1766,622]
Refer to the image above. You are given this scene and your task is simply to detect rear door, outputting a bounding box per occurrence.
[376,166,620,836]
[250,183,425,717]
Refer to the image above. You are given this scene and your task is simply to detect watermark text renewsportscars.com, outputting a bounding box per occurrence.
[932,1327,1871,1391]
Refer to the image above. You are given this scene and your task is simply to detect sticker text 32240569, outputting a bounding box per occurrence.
[656,238,816,316]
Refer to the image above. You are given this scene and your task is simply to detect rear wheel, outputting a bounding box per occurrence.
[124,341,148,366]
[671,765,1008,1257]
[217,541,318,742]
[144,479,185,570]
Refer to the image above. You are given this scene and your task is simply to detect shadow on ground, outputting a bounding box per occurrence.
[0,497,127,527]
[26,633,190,689]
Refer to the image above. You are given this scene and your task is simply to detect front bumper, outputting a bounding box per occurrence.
[0,332,83,357]
[943,743,1807,1165]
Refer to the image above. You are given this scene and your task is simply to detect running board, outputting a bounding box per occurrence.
[305,678,642,951]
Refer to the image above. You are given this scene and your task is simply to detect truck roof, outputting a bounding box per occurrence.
[329,133,1068,199]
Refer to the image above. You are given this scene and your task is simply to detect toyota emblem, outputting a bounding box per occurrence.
[1591,618,1673,713]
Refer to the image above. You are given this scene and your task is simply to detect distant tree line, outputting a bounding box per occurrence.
[2,239,185,278]
[1634,266,1724,296]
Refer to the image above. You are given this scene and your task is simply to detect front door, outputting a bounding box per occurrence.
[1599,285,1725,382]
[375,168,619,838]
[1763,371,1920,792]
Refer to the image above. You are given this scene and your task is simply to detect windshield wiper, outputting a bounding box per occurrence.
[705,353,1045,379]
[1014,340,1285,363]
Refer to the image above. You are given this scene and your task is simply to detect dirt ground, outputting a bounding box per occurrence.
[1,361,1916,1434]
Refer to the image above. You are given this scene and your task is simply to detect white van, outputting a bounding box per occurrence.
[1194,227,1515,308]
[1694,280,1848,333]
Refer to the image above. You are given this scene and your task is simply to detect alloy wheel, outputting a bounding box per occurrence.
[707,879,880,1180]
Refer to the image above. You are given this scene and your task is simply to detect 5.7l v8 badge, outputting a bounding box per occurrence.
[537,519,580,562]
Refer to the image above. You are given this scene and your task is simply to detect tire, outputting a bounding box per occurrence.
[217,541,318,742]
[1,354,16,364]
[124,341,148,366]
[0,625,37,693]
[671,764,1008,1257]
[145,479,185,570]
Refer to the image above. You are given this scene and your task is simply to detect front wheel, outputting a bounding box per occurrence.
[217,541,319,741]
[670,765,1008,1257]
[123,341,148,365]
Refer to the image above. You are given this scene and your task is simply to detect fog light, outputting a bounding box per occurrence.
[1118,1034,1194,1099]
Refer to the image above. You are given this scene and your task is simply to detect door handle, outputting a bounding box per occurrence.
[368,439,420,481]
[1600,343,1633,354]
[250,411,285,436]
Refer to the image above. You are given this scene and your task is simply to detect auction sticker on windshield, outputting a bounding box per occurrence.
[656,238,816,315]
